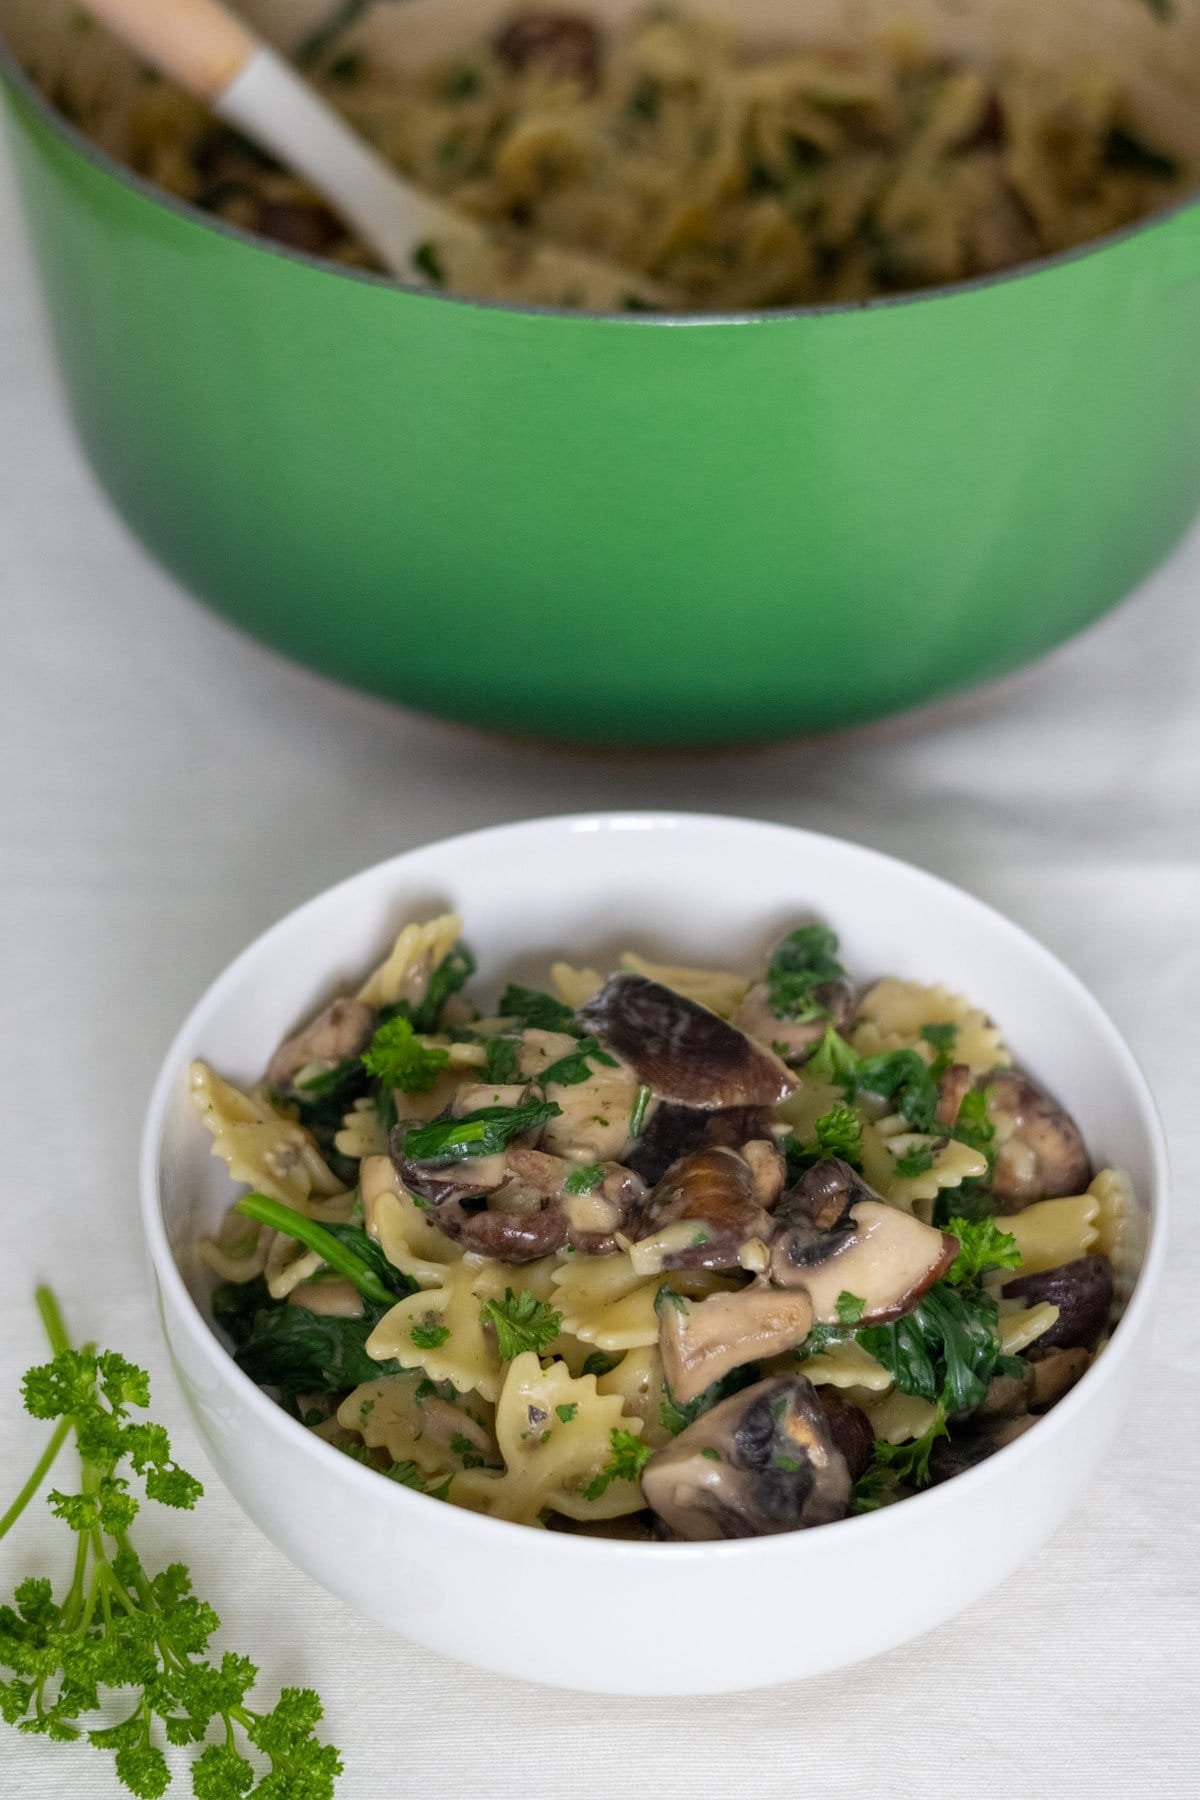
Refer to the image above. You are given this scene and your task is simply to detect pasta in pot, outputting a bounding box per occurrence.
[197,911,1138,1540]
[19,3,1196,311]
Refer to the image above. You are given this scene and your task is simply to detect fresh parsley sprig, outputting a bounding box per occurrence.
[0,1288,342,1798]
[766,926,845,1022]
[583,1429,653,1501]
[361,1016,449,1095]
[479,1290,562,1361]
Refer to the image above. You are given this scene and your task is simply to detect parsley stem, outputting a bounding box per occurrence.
[0,1414,71,1540]
[234,1193,395,1307]
[35,1283,72,1357]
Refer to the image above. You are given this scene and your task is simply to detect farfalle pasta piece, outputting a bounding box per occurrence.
[336,1373,497,1478]
[863,1388,941,1445]
[550,961,604,1009]
[796,1339,893,1392]
[850,978,1010,1074]
[355,912,463,1010]
[334,1098,389,1163]
[860,1121,987,1219]
[361,1154,462,1287]
[365,1262,507,1401]
[595,1345,674,1450]
[189,1060,343,1209]
[454,1353,646,1524]
[997,1299,1061,1355]
[550,1252,664,1351]
[197,1201,270,1284]
[618,952,748,1019]
[1089,1168,1145,1308]
[1005,1193,1100,1275]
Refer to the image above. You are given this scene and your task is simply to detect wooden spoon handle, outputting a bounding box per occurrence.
[78,0,258,103]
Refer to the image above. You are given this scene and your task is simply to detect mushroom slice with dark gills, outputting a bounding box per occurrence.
[629,1144,783,1276]
[982,1070,1091,1208]
[658,1284,815,1405]
[624,1101,776,1185]
[579,974,795,1110]
[768,1158,957,1323]
[1002,1255,1113,1350]
[642,1375,851,1540]
[265,997,375,1087]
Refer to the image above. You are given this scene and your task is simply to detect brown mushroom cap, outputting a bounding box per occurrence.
[579,974,795,1110]
[1002,1255,1113,1350]
[266,996,375,1087]
[658,1285,814,1404]
[642,1375,851,1540]
[768,1160,956,1322]
[731,976,853,1067]
[631,1145,779,1273]
[493,10,602,85]
[984,1071,1091,1207]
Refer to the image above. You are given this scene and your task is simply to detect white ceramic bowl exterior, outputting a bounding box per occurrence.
[140,814,1167,1695]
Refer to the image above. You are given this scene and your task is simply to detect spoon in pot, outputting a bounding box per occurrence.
[77,0,675,310]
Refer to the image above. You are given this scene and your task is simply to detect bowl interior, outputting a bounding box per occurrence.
[147,813,1163,1345]
[6,0,1200,185]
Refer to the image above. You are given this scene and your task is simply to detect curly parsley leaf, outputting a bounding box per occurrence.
[409,1321,452,1352]
[855,1049,939,1133]
[892,1143,936,1178]
[806,1025,862,1089]
[1,1289,342,1797]
[583,1428,653,1501]
[361,1015,449,1094]
[479,1289,562,1361]
[402,1099,561,1164]
[812,1102,863,1166]
[944,1216,1022,1285]
[766,926,845,1021]
[860,1282,1004,1417]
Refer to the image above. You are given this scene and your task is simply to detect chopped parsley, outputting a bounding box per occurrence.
[555,1403,579,1424]
[892,1143,936,1178]
[766,925,845,1021]
[564,1163,605,1196]
[629,1084,652,1137]
[410,1321,451,1351]
[856,1048,939,1132]
[944,1216,1022,1284]
[584,1428,653,1500]
[806,1024,862,1088]
[950,1086,996,1165]
[919,1021,959,1077]
[859,1281,1007,1417]
[479,1289,562,1360]
[361,1014,449,1094]
[812,1101,863,1165]
[402,1098,561,1163]
[700,1447,722,1462]
[836,1290,867,1325]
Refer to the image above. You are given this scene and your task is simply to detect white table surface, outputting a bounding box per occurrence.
[2,134,1198,1799]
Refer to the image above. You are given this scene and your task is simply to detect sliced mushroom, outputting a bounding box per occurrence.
[493,10,602,85]
[630,1145,778,1274]
[266,997,375,1087]
[1028,1344,1090,1410]
[935,1061,974,1129]
[624,1101,776,1184]
[816,1389,874,1481]
[579,974,795,1110]
[1002,1255,1113,1350]
[658,1284,814,1404]
[642,1375,850,1540]
[731,975,853,1066]
[454,1204,569,1261]
[768,1159,956,1322]
[983,1071,1091,1207]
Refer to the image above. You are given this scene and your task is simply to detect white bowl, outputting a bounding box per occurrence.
[140,813,1167,1695]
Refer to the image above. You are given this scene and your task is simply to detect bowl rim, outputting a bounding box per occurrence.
[139,809,1170,1563]
[2,25,1198,329]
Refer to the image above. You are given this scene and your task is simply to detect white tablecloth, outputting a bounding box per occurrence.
[2,139,1198,1799]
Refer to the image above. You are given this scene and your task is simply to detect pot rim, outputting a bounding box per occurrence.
[2,22,1198,326]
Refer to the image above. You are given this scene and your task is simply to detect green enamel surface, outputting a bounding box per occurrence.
[4,66,1200,745]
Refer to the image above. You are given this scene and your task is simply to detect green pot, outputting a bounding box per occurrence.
[2,16,1199,747]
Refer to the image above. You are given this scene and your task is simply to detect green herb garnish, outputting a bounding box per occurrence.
[555,1404,579,1424]
[234,1194,404,1307]
[480,1036,522,1084]
[409,944,476,1034]
[410,1321,451,1352]
[944,1217,1022,1285]
[629,1084,652,1137]
[0,1289,341,1797]
[479,1290,562,1361]
[402,1099,561,1164]
[583,1428,653,1500]
[892,1144,936,1178]
[766,925,845,1021]
[539,1037,618,1087]
[563,1163,605,1196]
[361,1015,449,1094]
[812,1102,863,1166]
[497,985,578,1034]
